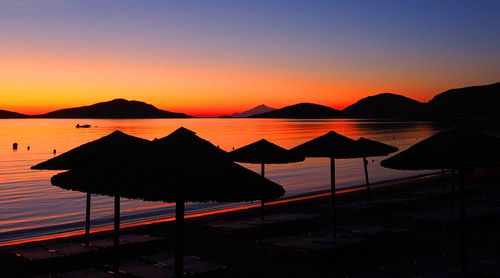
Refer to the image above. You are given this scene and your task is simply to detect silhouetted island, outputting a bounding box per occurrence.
[35,99,192,119]
[230,104,275,118]
[424,82,500,118]
[343,93,423,119]
[251,103,342,118]
[249,82,499,119]
[1,82,498,119]
[0,110,29,119]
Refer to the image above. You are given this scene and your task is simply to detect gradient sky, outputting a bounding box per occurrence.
[1,0,498,116]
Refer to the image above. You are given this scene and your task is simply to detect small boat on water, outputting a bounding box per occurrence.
[76,124,91,128]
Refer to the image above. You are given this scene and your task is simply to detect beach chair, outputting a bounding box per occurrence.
[59,268,113,278]
[349,270,398,278]
[241,213,320,225]
[89,237,119,249]
[470,194,500,205]
[257,234,364,262]
[383,261,475,278]
[207,221,259,234]
[407,206,500,228]
[208,213,320,234]
[290,235,365,262]
[119,260,175,278]
[120,234,162,245]
[337,198,413,210]
[12,247,61,262]
[337,225,390,238]
[418,255,500,277]
[46,241,95,256]
[146,252,225,275]
[410,188,452,201]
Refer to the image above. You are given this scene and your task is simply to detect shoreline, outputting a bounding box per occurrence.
[2,167,499,278]
[0,171,441,249]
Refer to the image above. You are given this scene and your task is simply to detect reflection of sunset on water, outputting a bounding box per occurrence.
[0,118,439,245]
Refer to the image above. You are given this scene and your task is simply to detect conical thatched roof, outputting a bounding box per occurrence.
[381,125,500,170]
[51,127,285,203]
[290,130,358,158]
[229,139,304,164]
[31,130,150,170]
[354,137,398,158]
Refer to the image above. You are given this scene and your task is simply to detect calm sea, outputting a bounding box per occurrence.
[0,118,441,245]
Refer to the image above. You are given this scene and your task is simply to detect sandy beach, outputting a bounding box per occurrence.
[2,167,499,277]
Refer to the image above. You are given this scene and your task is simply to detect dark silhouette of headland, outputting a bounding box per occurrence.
[250,103,342,118]
[343,93,423,119]
[0,82,498,119]
[35,99,192,119]
[424,82,500,118]
[0,110,29,118]
[249,82,499,120]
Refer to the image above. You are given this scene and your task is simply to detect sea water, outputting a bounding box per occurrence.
[0,118,442,244]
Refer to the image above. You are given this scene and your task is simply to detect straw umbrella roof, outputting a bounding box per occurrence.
[354,137,398,157]
[31,130,150,170]
[229,139,304,164]
[290,130,357,158]
[381,125,500,170]
[50,127,285,203]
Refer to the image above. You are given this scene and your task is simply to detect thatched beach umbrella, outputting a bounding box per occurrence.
[290,131,358,236]
[31,131,149,244]
[381,125,500,272]
[229,139,304,220]
[354,137,398,203]
[51,127,285,277]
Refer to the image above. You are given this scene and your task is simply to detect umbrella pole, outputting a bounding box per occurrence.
[330,157,336,237]
[451,169,456,210]
[362,157,371,204]
[175,199,185,278]
[261,163,265,221]
[113,195,120,275]
[85,192,91,244]
[459,169,467,273]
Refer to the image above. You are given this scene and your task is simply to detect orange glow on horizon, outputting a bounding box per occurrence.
[0,49,459,117]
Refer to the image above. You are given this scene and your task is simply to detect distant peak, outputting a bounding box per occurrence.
[109,98,129,102]
[367,93,415,99]
[109,130,126,136]
[255,104,271,108]
[294,102,323,106]
[172,127,196,136]
[231,104,275,117]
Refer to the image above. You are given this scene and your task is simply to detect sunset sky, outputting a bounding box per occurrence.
[1,0,498,116]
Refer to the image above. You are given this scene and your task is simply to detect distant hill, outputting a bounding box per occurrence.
[0,110,28,118]
[36,99,192,119]
[343,93,423,118]
[425,82,500,118]
[251,103,342,118]
[231,104,275,118]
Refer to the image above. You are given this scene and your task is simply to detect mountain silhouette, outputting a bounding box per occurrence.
[1,81,498,119]
[36,99,192,119]
[251,103,342,118]
[231,104,275,118]
[0,110,28,118]
[343,93,423,118]
[424,82,500,118]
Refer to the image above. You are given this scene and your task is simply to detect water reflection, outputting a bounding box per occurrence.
[0,118,440,245]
